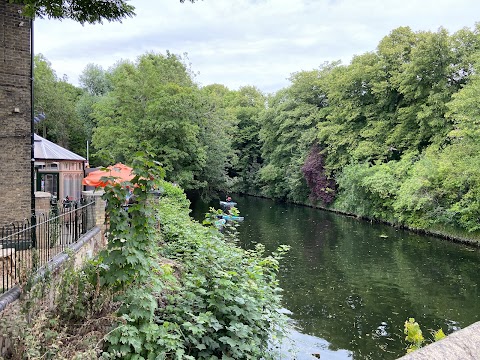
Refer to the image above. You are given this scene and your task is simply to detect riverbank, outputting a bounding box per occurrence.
[237,192,480,248]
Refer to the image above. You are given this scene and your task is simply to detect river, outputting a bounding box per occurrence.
[190,194,480,360]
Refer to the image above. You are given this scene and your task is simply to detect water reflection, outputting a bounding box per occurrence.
[190,195,480,360]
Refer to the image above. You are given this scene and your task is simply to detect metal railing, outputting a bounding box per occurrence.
[0,200,96,293]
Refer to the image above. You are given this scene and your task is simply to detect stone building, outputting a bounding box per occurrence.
[0,1,32,226]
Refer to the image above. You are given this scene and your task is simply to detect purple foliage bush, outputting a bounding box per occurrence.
[302,145,336,204]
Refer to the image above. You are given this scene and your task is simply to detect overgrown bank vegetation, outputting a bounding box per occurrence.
[35,24,480,240]
[0,159,287,359]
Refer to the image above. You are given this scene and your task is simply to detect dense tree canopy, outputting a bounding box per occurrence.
[92,54,199,183]
[91,52,235,192]
[252,25,480,234]
[35,23,480,235]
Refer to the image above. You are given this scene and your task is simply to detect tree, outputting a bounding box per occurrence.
[302,144,335,204]
[196,84,237,198]
[74,64,113,164]
[92,52,206,189]
[34,54,85,151]
[227,86,265,194]
[259,66,334,201]
[317,53,384,172]
[79,64,112,96]
[92,53,239,196]
[447,43,480,141]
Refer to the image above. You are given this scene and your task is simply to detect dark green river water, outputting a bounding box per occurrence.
[190,194,480,360]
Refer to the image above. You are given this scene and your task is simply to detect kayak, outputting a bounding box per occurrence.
[220,200,237,207]
[220,214,244,222]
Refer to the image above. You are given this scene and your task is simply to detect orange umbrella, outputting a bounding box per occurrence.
[82,163,134,188]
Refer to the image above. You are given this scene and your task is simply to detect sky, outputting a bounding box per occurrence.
[35,0,480,94]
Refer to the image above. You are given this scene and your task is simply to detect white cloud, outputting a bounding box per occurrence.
[34,0,480,93]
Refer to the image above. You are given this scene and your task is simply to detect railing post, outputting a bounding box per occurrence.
[81,198,87,234]
[31,212,37,248]
[74,202,78,241]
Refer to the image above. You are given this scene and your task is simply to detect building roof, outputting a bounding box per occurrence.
[34,134,86,161]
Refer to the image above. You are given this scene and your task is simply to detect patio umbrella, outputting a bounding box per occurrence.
[82,163,134,188]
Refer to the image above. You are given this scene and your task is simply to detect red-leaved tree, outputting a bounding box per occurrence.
[302,144,336,204]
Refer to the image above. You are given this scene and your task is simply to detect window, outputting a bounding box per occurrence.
[38,173,58,198]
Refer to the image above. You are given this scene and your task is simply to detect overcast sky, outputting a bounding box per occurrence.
[35,0,480,93]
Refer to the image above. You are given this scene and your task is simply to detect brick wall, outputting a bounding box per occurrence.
[0,1,32,226]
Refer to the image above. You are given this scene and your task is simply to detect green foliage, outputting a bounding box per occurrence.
[317,54,384,172]
[202,206,241,242]
[91,52,233,196]
[334,155,413,221]
[447,52,480,141]
[316,26,478,172]
[154,183,289,359]
[394,142,480,232]
[100,152,165,290]
[33,21,480,255]
[196,85,238,198]
[252,24,480,236]
[334,141,480,234]
[404,318,446,354]
[15,0,135,23]
[227,86,266,194]
[73,64,113,164]
[258,66,334,201]
[33,22,480,237]
[79,63,112,96]
[98,156,288,358]
[404,318,425,353]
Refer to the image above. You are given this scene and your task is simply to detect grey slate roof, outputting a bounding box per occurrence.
[34,134,86,161]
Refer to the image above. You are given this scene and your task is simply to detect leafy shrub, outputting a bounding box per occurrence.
[334,159,407,221]
[394,143,480,232]
[102,155,288,358]
[156,183,289,359]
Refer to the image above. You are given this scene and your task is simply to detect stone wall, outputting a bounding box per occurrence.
[0,1,32,226]
[83,190,107,240]
[34,191,51,215]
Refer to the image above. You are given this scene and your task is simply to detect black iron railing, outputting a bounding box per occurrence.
[0,200,96,293]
